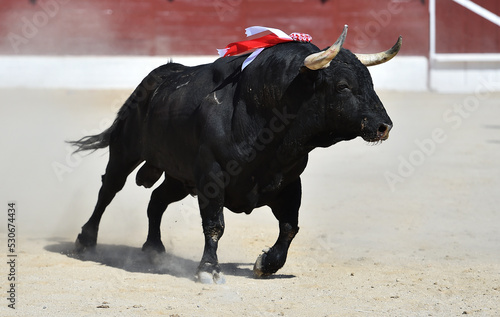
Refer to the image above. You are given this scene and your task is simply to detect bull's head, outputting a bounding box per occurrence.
[301,25,401,144]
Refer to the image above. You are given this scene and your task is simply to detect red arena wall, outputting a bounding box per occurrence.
[435,0,500,54]
[0,0,428,56]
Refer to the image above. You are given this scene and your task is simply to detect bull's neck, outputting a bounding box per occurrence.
[272,76,330,163]
[237,69,331,165]
[275,102,325,163]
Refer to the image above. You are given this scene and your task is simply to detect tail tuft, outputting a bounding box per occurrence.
[67,128,113,154]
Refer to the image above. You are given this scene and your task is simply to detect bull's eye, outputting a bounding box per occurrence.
[336,81,351,93]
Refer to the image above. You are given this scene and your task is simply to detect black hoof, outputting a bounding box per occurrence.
[141,240,166,253]
[74,232,97,253]
[253,251,271,278]
[196,263,225,284]
[253,247,286,278]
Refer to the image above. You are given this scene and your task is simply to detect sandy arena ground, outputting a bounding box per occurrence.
[1,88,499,316]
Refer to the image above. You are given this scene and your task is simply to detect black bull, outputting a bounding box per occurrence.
[70,26,402,284]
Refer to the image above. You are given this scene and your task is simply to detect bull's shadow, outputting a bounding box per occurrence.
[45,241,293,281]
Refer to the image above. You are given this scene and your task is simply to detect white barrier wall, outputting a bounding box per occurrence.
[430,61,500,93]
[0,55,428,91]
[0,56,217,90]
[4,55,499,93]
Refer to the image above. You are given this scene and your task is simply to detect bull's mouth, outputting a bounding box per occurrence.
[362,135,388,144]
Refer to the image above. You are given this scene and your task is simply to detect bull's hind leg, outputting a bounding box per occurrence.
[254,178,301,277]
[142,175,189,253]
[75,152,142,252]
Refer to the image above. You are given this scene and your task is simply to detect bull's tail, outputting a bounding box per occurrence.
[68,95,133,154]
[67,124,115,154]
[68,64,171,154]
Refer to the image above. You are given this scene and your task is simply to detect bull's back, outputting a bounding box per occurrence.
[141,59,242,183]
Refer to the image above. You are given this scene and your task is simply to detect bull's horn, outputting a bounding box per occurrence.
[355,36,402,66]
[303,25,348,70]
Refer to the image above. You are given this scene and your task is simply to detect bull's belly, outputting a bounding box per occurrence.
[157,166,281,214]
[223,184,261,214]
[222,173,290,214]
[141,137,307,213]
[223,194,274,214]
[137,161,291,214]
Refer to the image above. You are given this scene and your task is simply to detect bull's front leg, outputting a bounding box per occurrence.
[254,178,301,277]
[195,166,226,284]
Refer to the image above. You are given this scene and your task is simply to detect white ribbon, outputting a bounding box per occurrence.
[242,26,292,70]
[241,47,265,70]
[244,26,293,41]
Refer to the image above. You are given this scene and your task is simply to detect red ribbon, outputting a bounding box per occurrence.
[217,27,312,70]
[220,34,294,57]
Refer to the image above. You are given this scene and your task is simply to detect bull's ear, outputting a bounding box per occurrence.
[303,25,348,70]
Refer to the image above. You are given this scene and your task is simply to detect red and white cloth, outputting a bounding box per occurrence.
[218,26,312,70]
[289,33,313,42]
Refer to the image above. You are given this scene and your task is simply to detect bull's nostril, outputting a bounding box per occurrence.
[377,123,392,140]
[378,124,391,133]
